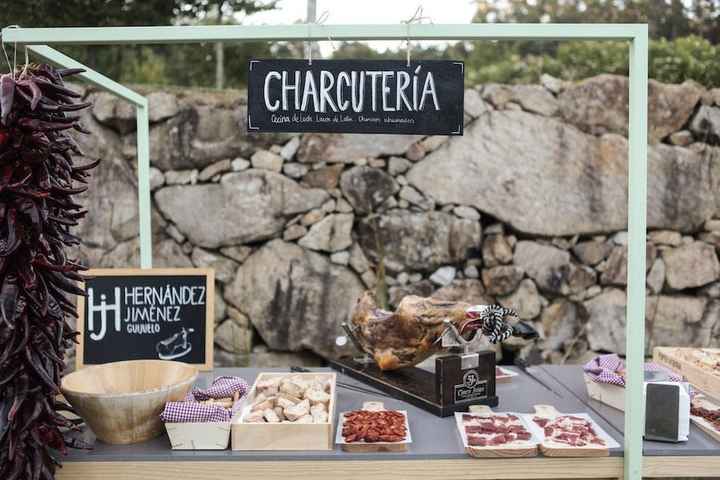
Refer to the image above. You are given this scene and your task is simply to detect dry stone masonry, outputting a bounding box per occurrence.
[70,74,720,367]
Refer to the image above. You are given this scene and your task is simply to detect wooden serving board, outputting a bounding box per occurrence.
[496,366,518,384]
[455,405,538,458]
[691,395,720,443]
[530,405,609,458]
[337,401,411,453]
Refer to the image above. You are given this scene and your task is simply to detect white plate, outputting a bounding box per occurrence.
[335,409,412,446]
[523,413,620,449]
[454,411,541,449]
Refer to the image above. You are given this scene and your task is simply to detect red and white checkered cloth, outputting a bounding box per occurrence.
[161,376,249,423]
[583,354,681,387]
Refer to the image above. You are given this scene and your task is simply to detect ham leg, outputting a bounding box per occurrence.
[350,291,517,371]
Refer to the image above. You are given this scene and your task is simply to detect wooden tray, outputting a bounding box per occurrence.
[691,395,720,443]
[654,347,720,399]
[528,405,611,457]
[231,372,336,451]
[165,422,231,450]
[336,401,411,452]
[584,374,625,411]
[454,405,538,458]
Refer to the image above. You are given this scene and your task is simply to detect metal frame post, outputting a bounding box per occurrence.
[4,24,649,479]
[625,25,649,480]
[24,45,153,268]
[135,101,152,269]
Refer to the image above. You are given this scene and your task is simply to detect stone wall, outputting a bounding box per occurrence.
[69,74,720,367]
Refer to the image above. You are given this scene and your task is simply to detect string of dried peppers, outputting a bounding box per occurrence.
[0,64,97,480]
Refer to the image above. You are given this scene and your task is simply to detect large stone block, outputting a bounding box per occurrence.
[356,211,481,272]
[225,240,364,358]
[407,110,716,236]
[297,133,422,164]
[340,166,398,214]
[663,241,720,290]
[558,74,703,142]
[155,170,328,248]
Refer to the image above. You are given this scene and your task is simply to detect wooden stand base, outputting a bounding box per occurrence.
[329,353,498,417]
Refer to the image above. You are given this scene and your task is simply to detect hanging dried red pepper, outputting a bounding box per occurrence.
[0,63,97,480]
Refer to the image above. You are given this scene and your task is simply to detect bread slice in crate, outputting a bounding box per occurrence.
[231,372,336,450]
[528,405,613,457]
[454,405,538,458]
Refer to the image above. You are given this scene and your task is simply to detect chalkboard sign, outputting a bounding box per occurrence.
[247,59,464,135]
[76,268,214,370]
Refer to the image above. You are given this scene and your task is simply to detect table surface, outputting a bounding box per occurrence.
[66,365,630,462]
[58,365,720,480]
[540,365,720,456]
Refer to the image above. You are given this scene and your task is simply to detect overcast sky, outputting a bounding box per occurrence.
[241,0,478,55]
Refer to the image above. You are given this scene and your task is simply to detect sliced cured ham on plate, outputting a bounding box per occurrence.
[454,405,539,458]
[526,405,618,457]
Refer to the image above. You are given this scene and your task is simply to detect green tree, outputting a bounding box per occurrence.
[2,1,178,79]
[2,0,276,88]
[175,1,276,89]
[473,0,718,42]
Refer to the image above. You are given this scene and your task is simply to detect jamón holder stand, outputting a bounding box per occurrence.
[330,321,499,417]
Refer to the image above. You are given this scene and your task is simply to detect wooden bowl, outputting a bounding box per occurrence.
[61,360,198,444]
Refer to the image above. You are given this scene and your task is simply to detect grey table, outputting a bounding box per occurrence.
[541,365,720,456]
[57,367,720,480]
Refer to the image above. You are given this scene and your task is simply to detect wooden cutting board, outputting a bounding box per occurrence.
[495,366,518,384]
[691,395,720,443]
[531,405,609,457]
[337,401,410,453]
[456,405,538,458]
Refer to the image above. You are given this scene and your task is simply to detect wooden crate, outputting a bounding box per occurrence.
[165,422,231,450]
[584,374,625,411]
[691,395,720,443]
[653,347,720,400]
[231,372,336,451]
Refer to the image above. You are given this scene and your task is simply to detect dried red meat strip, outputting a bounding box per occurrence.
[342,410,407,443]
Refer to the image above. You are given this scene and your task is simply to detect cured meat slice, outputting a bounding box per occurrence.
[462,413,533,448]
[533,415,606,448]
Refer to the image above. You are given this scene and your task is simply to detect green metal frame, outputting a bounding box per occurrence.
[21,45,153,269]
[2,23,649,480]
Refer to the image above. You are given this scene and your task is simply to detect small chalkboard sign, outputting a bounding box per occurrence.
[76,268,214,370]
[247,59,465,135]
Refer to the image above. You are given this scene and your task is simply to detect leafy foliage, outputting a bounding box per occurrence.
[3,1,720,88]
[465,35,720,86]
[475,0,720,44]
